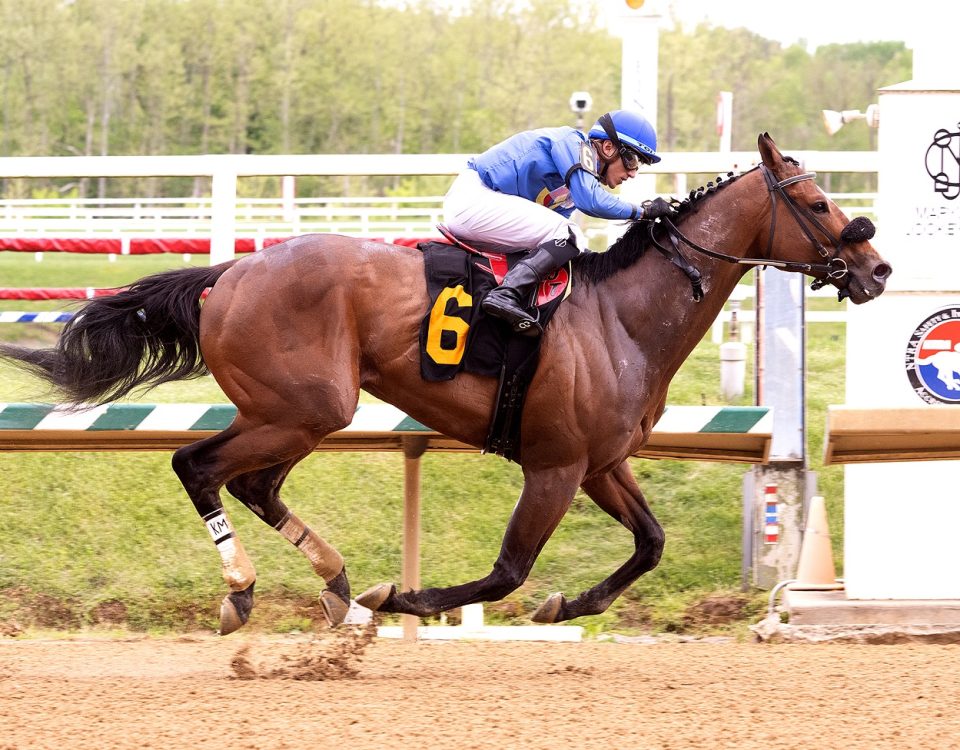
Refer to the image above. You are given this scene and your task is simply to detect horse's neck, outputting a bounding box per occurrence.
[607,252,747,347]
[602,185,765,375]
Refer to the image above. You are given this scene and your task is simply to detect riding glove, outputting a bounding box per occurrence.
[640,197,677,221]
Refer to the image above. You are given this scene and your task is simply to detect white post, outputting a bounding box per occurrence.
[717,91,733,153]
[613,2,660,232]
[282,175,295,223]
[210,167,237,265]
[461,603,484,629]
[720,340,746,400]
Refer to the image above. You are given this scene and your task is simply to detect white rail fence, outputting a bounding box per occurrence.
[0,191,877,248]
[0,195,447,240]
[0,151,879,261]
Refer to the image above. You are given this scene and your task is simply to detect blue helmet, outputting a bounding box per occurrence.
[588,109,660,164]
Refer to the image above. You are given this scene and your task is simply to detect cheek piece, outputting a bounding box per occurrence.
[840,216,876,243]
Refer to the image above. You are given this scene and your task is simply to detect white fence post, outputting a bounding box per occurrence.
[210,167,237,264]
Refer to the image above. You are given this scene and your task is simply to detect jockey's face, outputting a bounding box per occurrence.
[597,140,638,188]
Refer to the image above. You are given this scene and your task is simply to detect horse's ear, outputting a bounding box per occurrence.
[758,132,783,169]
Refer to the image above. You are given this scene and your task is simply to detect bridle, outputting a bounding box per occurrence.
[760,165,850,290]
[649,164,853,301]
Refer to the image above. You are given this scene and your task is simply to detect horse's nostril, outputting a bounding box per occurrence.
[873,263,892,281]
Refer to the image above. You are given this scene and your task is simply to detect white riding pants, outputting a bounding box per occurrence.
[443,169,588,252]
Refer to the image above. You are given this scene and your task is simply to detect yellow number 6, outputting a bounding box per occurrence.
[426,285,472,365]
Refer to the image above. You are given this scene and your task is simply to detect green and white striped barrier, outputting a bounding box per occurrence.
[0,401,428,434]
[0,402,772,463]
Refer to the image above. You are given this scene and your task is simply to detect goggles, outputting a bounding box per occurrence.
[619,146,652,171]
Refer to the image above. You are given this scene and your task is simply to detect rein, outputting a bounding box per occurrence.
[648,164,849,301]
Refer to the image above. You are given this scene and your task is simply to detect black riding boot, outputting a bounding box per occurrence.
[481,235,579,336]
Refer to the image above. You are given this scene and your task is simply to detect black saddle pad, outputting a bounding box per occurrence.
[417,240,570,382]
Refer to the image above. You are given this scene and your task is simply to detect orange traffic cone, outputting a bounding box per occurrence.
[788,495,844,591]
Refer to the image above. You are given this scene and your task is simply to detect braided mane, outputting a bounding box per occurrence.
[572,168,755,285]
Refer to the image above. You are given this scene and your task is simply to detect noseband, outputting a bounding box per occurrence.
[651,164,874,301]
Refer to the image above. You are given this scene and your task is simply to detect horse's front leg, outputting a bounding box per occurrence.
[357,465,582,617]
[531,459,665,623]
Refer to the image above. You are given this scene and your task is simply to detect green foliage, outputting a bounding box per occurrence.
[0,0,910,200]
[658,25,910,154]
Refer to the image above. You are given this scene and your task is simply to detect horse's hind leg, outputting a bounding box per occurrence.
[172,418,335,635]
[225,458,351,626]
[532,460,665,623]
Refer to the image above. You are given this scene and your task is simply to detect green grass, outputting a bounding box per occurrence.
[0,253,847,635]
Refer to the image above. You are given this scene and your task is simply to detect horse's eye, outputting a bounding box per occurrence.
[811,201,829,213]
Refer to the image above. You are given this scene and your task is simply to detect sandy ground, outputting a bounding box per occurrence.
[1,631,959,750]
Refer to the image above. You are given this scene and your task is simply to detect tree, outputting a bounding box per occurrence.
[0,0,915,200]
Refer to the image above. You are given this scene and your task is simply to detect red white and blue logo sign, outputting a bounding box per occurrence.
[905,306,960,404]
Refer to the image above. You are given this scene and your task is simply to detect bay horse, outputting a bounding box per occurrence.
[0,134,891,634]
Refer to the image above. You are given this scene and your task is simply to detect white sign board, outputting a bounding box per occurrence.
[844,81,960,599]
[875,87,960,292]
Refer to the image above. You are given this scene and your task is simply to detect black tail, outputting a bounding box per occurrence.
[0,261,236,405]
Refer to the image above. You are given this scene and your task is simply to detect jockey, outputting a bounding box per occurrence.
[443,108,676,336]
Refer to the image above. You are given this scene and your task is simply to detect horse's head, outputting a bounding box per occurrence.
[758,133,891,304]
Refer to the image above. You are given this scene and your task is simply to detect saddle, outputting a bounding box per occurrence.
[417,226,572,461]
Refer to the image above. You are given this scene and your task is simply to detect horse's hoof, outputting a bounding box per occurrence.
[220,598,245,636]
[219,583,255,636]
[355,583,394,611]
[531,592,565,623]
[319,590,350,626]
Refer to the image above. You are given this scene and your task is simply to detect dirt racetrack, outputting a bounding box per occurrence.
[1,631,959,750]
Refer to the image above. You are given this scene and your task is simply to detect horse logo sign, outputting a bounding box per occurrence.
[925,125,960,201]
[905,305,960,404]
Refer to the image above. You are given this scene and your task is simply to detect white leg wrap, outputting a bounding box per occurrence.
[277,514,344,581]
[203,510,256,591]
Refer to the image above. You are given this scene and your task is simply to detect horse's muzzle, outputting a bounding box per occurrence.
[837,259,892,302]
